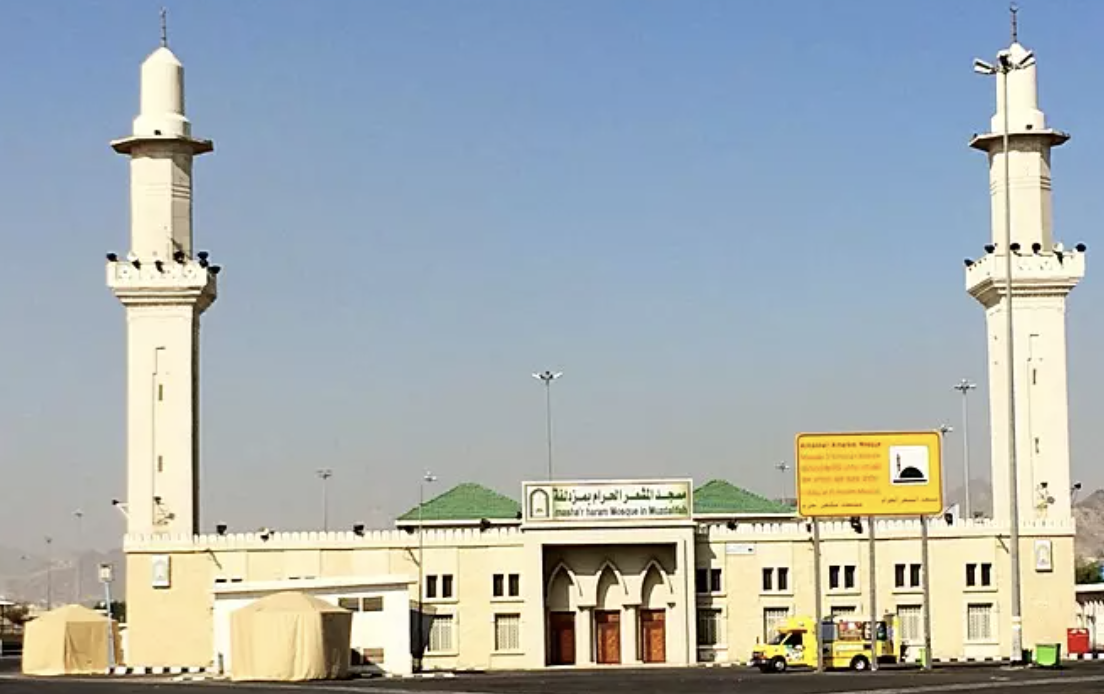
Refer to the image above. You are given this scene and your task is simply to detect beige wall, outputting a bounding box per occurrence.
[123,519,1075,670]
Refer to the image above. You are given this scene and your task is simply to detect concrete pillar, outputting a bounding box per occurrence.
[576,607,593,664]
[623,605,640,664]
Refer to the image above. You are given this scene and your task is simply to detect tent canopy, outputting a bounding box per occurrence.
[230,591,352,682]
[22,604,121,676]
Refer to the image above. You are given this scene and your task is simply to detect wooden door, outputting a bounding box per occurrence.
[640,609,666,663]
[595,610,622,664]
[548,612,575,665]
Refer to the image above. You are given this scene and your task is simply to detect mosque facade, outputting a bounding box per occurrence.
[107,23,1084,675]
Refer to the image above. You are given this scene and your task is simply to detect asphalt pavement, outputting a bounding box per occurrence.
[3,663,1104,694]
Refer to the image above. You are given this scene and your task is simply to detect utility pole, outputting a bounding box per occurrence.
[316,468,333,531]
[953,379,977,518]
[532,370,563,480]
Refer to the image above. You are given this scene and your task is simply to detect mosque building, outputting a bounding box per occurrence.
[107,18,1085,676]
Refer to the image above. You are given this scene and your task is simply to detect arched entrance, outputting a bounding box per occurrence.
[546,563,579,666]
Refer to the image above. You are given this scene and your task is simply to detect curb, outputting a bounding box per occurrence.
[106,666,218,676]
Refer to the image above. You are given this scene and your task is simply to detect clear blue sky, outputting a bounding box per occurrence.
[2,1,1102,552]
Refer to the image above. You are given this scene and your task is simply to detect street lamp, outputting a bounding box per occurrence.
[532,370,563,480]
[774,462,791,504]
[973,15,1036,663]
[73,509,84,604]
[316,469,334,531]
[953,380,978,518]
[416,470,437,670]
[45,536,53,610]
[99,563,117,669]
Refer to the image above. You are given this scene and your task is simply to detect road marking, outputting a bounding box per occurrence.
[822,674,1104,694]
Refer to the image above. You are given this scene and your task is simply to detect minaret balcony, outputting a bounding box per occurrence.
[965,250,1084,307]
[107,258,218,310]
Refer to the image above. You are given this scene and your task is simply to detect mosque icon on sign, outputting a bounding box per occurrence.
[889,445,930,485]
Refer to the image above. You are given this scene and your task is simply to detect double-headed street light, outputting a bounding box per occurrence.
[532,371,563,480]
[972,23,1036,664]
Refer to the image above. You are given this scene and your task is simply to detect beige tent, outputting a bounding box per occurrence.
[229,591,353,681]
[22,604,122,676]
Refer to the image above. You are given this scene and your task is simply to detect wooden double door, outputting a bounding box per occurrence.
[640,609,666,663]
[548,612,576,665]
[595,610,621,664]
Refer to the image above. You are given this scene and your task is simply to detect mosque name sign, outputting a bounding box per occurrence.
[523,480,693,524]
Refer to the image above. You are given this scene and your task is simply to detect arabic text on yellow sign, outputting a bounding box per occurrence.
[795,431,943,518]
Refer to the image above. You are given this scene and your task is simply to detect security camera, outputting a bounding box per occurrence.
[1074,482,1083,491]
[1040,482,1048,490]
[153,495,163,504]
[111,499,120,506]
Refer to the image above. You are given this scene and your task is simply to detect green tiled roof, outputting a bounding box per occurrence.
[397,483,521,523]
[692,479,793,515]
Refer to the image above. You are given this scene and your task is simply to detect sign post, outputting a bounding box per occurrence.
[920,515,933,670]
[796,431,943,671]
[812,519,824,673]
[868,515,878,671]
[98,563,116,671]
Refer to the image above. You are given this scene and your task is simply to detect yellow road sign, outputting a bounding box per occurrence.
[795,430,944,517]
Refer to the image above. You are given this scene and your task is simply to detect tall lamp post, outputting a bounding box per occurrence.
[953,379,978,518]
[532,370,563,480]
[99,563,116,670]
[73,509,84,604]
[316,468,334,531]
[973,18,1036,662]
[416,470,437,669]
[774,462,791,504]
[45,536,53,610]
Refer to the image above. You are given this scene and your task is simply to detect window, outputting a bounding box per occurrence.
[695,567,723,594]
[831,605,857,618]
[494,613,521,652]
[697,608,723,646]
[426,573,455,599]
[428,614,454,653]
[761,567,791,593]
[966,563,993,588]
[363,596,384,612]
[338,597,360,611]
[337,596,384,612]
[829,564,857,590]
[493,573,521,598]
[894,563,923,589]
[763,607,790,641]
[898,604,923,642]
[966,603,994,642]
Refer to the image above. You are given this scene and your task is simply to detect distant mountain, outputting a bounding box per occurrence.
[945,478,994,519]
[0,548,126,607]
[1074,490,1104,560]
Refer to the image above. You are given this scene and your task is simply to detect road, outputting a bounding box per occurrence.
[3,663,1104,694]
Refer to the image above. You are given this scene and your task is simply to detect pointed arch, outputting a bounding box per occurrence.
[595,559,629,595]
[546,561,583,602]
[639,558,675,607]
[592,559,629,609]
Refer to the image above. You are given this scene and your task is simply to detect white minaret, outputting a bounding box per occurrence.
[966,26,1086,524]
[107,16,219,537]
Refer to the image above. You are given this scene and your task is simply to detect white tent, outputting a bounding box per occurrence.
[229,591,352,681]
